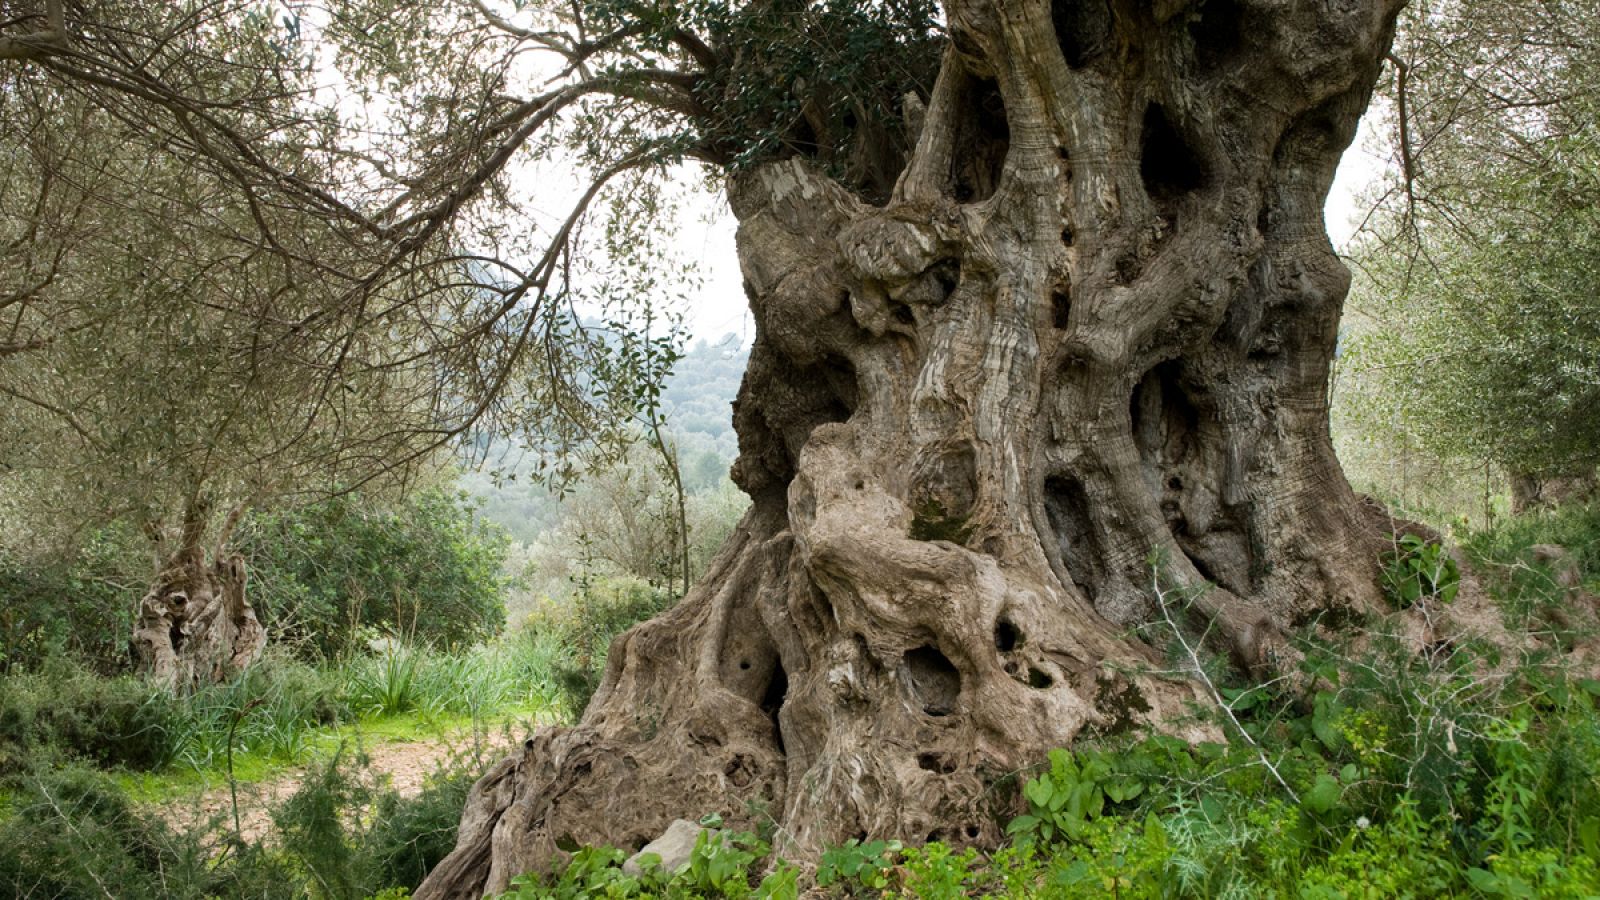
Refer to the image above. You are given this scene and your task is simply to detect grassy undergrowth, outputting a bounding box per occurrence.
[4,507,1599,899]
[110,703,543,806]
[0,572,674,898]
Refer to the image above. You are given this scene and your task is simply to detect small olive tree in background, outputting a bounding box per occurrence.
[0,2,678,687]
[1337,0,1600,518]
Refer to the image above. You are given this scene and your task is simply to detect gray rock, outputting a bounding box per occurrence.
[621,819,707,877]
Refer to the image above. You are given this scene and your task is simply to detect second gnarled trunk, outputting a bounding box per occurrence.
[418,2,1424,895]
[131,500,265,691]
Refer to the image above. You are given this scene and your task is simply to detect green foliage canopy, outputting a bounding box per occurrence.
[1340,0,1600,482]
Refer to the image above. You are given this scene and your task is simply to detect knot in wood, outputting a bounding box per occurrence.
[839,215,944,285]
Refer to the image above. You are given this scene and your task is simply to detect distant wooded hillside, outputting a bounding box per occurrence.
[462,334,749,542]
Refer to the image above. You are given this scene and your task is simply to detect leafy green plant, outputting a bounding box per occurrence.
[817,837,902,893]
[1381,533,1461,607]
[0,655,185,773]
[503,827,794,899]
[897,841,978,900]
[1007,747,1145,845]
[347,640,425,718]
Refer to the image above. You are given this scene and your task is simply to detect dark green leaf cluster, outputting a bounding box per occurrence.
[577,0,942,194]
[505,826,794,899]
[237,489,511,659]
[0,527,146,674]
[1380,533,1461,608]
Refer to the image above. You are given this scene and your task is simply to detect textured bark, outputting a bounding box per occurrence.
[1510,469,1599,516]
[131,506,264,691]
[416,2,1465,895]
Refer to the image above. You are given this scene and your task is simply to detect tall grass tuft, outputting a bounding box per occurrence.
[346,639,425,718]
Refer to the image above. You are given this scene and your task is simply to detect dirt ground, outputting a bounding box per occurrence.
[157,723,526,844]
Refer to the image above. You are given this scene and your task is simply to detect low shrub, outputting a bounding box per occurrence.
[0,744,482,899]
[175,648,348,769]
[0,655,183,773]
[0,762,298,900]
[0,527,146,675]
[524,576,675,721]
[238,488,512,659]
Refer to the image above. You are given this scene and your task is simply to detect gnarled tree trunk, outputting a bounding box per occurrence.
[131,502,264,690]
[420,1,1430,895]
[1511,468,1600,516]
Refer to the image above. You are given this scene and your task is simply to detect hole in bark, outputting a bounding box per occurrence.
[911,444,978,543]
[1114,252,1142,284]
[760,659,788,753]
[739,660,750,670]
[1051,0,1112,68]
[1256,204,1273,237]
[1061,226,1074,246]
[1051,290,1071,328]
[1026,667,1054,689]
[1129,361,1200,468]
[1044,476,1104,600]
[933,260,961,300]
[965,824,980,839]
[917,751,957,774]
[953,76,1009,203]
[169,624,184,652]
[1189,0,1245,72]
[725,754,756,788]
[855,480,865,490]
[892,303,915,325]
[817,353,859,420]
[1273,94,1349,170]
[994,618,1024,652]
[1186,551,1221,587]
[1167,476,1183,491]
[905,645,961,717]
[1140,104,1206,204]
[910,497,975,545]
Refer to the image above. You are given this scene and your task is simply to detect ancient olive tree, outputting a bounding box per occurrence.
[5,0,1483,889]
[1338,0,1600,515]
[384,0,1468,894]
[0,74,436,688]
